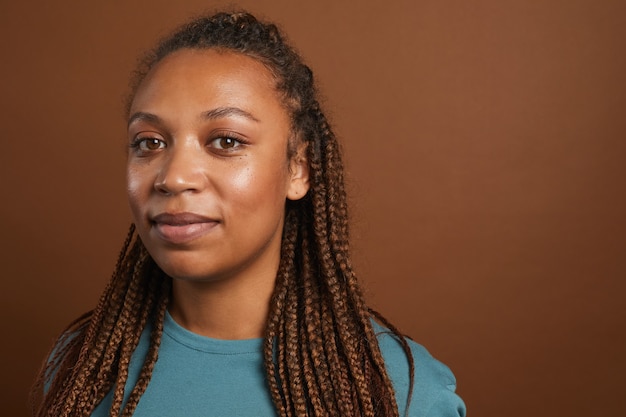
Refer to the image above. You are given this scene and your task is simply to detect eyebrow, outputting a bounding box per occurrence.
[202,107,260,122]
[127,107,260,127]
[127,111,162,127]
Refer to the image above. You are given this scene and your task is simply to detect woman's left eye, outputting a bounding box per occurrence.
[208,136,243,150]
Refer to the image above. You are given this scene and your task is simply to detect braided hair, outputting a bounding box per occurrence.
[31,11,414,417]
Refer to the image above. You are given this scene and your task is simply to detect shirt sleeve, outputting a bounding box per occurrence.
[421,384,466,417]
[374,324,466,417]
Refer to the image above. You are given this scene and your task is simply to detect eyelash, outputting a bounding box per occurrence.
[207,132,248,150]
[129,137,166,152]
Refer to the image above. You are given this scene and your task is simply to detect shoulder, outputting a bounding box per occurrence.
[374,322,466,417]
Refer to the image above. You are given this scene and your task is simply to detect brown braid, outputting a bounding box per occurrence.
[31,227,171,417]
[31,11,415,417]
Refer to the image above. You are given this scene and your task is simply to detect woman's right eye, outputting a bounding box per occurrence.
[131,138,166,152]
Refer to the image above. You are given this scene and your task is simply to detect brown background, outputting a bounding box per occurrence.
[1,0,624,416]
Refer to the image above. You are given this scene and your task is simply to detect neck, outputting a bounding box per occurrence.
[168,272,276,340]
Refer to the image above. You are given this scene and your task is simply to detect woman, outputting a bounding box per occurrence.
[32,11,465,417]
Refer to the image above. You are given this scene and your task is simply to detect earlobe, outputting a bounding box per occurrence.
[287,146,310,201]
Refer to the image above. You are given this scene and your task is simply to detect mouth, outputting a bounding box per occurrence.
[150,212,219,245]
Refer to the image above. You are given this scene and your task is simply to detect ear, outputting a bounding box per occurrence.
[286,143,310,201]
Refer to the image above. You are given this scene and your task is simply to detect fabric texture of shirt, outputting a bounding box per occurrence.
[91,312,466,416]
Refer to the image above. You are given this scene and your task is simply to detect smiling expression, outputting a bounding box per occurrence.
[127,48,309,283]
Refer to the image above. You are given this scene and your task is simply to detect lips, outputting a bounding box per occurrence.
[150,212,219,244]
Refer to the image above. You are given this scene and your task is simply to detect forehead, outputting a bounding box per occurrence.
[130,48,283,117]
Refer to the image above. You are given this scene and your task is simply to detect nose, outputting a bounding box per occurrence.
[154,146,207,195]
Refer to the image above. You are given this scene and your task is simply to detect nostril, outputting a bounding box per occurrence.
[154,178,173,195]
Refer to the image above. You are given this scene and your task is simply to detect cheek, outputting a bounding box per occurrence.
[230,166,259,194]
[126,165,149,217]
[225,160,290,216]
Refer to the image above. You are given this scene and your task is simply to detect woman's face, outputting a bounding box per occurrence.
[127,49,308,283]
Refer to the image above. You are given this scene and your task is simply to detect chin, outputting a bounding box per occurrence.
[148,251,209,281]
[156,257,247,285]
[157,263,212,282]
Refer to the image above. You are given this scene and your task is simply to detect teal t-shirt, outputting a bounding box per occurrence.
[92,312,465,416]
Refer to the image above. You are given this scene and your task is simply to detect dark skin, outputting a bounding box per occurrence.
[127,49,309,339]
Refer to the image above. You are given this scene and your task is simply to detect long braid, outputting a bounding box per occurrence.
[299,223,335,416]
[31,227,171,417]
[119,269,170,416]
[262,94,405,416]
[309,108,381,416]
[312,104,400,416]
[81,243,149,412]
[33,226,136,416]
[107,249,152,416]
[265,208,299,417]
